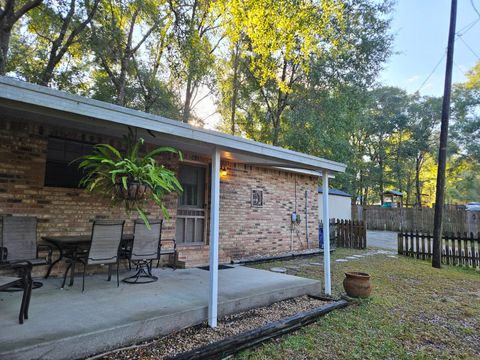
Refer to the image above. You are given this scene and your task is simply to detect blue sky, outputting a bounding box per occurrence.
[379,0,480,96]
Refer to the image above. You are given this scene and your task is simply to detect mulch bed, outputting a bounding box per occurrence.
[90,295,330,360]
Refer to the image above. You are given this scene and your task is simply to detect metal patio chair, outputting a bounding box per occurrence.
[155,227,177,270]
[63,220,125,292]
[0,261,33,324]
[1,216,52,288]
[123,219,162,284]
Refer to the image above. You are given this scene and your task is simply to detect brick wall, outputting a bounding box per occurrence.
[0,118,319,274]
[219,162,319,261]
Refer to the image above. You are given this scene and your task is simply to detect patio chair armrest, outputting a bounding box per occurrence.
[9,261,33,285]
[0,247,7,263]
[159,239,177,249]
[37,243,53,264]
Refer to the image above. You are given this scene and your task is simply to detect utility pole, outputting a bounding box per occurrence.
[432,0,457,269]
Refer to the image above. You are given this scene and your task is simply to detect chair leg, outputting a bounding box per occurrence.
[107,264,112,282]
[61,262,72,289]
[24,272,33,320]
[18,281,27,324]
[69,259,76,287]
[82,263,87,293]
[116,261,120,287]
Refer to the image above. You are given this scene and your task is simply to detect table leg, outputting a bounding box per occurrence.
[45,245,63,279]
[61,262,72,289]
[69,256,76,287]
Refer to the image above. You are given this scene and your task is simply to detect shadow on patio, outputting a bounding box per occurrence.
[0,265,321,360]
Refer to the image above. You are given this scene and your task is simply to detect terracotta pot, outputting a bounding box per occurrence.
[343,272,371,298]
[115,182,148,200]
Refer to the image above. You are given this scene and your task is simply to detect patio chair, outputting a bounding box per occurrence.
[64,220,125,292]
[1,216,52,288]
[155,230,177,270]
[0,261,33,324]
[123,219,162,284]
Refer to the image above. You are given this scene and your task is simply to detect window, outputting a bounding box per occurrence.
[178,165,205,207]
[44,137,94,188]
[176,164,206,244]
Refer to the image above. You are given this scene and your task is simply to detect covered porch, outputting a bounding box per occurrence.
[0,265,321,360]
[0,76,345,351]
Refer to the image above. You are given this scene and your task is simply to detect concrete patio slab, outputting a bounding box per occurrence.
[0,266,321,360]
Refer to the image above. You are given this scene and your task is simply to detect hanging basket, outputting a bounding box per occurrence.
[114,182,149,201]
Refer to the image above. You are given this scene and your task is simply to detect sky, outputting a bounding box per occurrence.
[380,0,480,96]
[200,0,480,129]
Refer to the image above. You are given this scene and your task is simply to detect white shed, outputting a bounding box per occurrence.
[318,188,352,220]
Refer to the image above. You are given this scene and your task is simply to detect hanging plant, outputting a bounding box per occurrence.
[77,134,183,228]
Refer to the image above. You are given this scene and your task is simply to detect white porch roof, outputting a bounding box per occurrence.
[0,76,346,175]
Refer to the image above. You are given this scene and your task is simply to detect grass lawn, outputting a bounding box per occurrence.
[238,248,480,360]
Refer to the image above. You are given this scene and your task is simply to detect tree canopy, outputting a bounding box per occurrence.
[3,0,479,205]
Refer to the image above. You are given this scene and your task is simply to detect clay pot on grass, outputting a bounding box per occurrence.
[343,272,372,298]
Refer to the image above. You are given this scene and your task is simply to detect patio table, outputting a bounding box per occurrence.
[42,234,134,284]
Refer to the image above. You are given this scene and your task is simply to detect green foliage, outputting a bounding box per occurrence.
[77,135,183,228]
[466,60,480,90]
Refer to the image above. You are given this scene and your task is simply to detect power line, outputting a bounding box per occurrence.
[415,2,479,94]
[457,34,480,59]
[453,60,467,75]
[417,27,478,93]
[471,0,480,19]
[456,17,479,35]
[417,50,447,92]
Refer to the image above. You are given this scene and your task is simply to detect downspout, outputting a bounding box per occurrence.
[322,170,331,296]
[305,190,309,248]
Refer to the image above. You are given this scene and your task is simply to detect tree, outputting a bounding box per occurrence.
[362,87,410,204]
[408,95,441,206]
[217,0,393,146]
[465,60,480,89]
[168,0,218,123]
[10,0,99,86]
[0,0,43,74]
[217,0,347,145]
[90,0,167,106]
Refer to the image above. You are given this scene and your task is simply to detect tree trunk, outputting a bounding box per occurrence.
[415,156,422,207]
[379,157,384,205]
[230,44,240,135]
[182,74,193,123]
[0,0,44,74]
[0,26,11,75]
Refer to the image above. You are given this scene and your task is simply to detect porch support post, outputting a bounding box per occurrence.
[322,169,331,296]
[208,147,220,327]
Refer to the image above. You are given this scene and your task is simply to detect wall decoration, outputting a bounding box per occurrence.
[252,189,263,207]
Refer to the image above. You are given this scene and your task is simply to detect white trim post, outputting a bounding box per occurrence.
[322,169,331,296]
[208,147,220,327]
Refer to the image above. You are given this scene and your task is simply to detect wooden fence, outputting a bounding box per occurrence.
[397,231,480,268]
[325,219,366,250]
[352,205,480,234]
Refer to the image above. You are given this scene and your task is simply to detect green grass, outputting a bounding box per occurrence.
[238,248,480,360]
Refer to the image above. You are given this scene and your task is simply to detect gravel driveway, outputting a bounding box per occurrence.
[367,230,398,250]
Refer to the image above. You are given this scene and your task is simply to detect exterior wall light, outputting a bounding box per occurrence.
[220,167,228,177]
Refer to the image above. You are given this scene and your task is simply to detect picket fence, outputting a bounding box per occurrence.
[323,219,367,250]
[397,231,480,268]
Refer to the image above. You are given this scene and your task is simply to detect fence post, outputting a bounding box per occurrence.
[397,233,403,255]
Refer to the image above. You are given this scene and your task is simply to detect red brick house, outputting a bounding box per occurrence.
[0,77,345,320]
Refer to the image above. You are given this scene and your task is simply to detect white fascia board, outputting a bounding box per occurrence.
[274,167,337,178]
[0,76,347,173]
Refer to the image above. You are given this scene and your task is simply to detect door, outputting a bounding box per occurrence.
[176,164,206,244]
